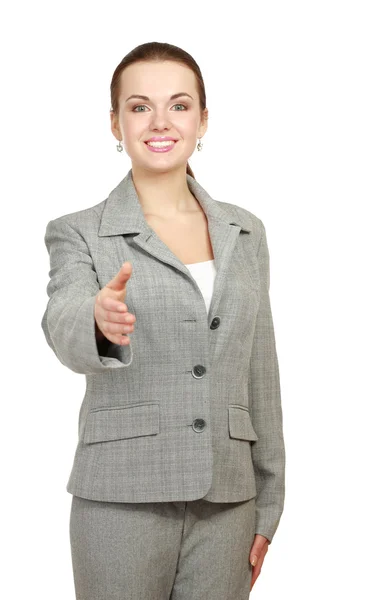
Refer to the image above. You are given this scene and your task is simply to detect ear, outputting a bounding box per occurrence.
[110,110,122,141]
[198,107,209,139]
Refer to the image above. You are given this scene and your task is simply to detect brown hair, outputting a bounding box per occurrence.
[110,42,207,180]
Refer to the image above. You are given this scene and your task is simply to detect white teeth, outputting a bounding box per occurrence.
[147,140,175,147]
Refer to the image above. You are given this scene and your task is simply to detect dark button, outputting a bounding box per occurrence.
[210,316,221,330]
[192,365,206,379]
[192,418,206,432]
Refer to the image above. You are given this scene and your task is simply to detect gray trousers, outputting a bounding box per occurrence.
[69,494,256,600]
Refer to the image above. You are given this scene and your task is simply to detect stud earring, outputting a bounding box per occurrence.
[116,140,123,152]
[197,138,203,151]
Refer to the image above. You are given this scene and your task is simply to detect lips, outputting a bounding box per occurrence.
[145,139,178,153]
[145,136,178,143]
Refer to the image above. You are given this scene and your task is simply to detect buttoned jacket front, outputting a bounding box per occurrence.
[41,169,286,544]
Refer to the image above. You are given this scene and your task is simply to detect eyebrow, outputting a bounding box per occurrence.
[125,92,194,103]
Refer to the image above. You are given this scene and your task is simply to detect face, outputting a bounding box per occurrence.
[110,60,208,173]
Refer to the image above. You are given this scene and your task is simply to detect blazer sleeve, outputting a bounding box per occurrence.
[249,220,286,545]
[41,217,134,375]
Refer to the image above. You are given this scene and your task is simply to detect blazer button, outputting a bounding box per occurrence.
[192,418,206,432]
[210,316,221,330]
[192,365,206,378]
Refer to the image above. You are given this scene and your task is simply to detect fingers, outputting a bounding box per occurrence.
[250,557,263,591]
[94,274,136,345]
[96,304,136,344]
[97,297,136,325]
[249,535,269,591]
[108,333,131,346]
[100,295,129,315]
[96,320,134,346]
[102,319,135,335]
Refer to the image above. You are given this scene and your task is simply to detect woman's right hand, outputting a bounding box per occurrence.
[94,261,136,346]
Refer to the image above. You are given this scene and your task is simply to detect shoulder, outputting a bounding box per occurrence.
[216,199,266,252]
[44,198,107,236]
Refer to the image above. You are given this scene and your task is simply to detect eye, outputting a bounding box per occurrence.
[132,103,188,112]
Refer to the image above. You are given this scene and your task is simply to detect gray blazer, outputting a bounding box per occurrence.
[41,169,285,544]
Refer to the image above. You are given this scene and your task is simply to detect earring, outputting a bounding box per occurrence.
[116,140,123,152]
[197,138,203,151]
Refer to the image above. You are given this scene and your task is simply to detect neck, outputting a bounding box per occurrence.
[130,164,199,217]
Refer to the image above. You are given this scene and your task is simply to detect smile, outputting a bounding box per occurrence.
[144,141,177,153]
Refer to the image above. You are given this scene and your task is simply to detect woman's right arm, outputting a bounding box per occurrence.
[41,216,133,374]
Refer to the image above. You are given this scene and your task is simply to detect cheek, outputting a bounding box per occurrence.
[122,116,143,140]
[172,113,200,137]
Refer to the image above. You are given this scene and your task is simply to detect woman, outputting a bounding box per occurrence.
[41,41,286,599]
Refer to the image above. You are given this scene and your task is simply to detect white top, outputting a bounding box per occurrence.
[184,259,217,314]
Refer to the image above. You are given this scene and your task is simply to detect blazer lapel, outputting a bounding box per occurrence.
[98,169,251,321]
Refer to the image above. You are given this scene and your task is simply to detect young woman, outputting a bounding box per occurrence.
[41,41,286,599]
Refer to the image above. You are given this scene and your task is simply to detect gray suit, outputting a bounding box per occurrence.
[41,168,285,545]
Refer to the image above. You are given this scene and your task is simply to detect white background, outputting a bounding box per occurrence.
[1,1,375,598]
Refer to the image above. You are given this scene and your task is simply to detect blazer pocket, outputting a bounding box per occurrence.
[228,405,259,442]
[83,403,160,444]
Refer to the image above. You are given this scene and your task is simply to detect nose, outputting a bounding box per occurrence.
[149,107,172,131]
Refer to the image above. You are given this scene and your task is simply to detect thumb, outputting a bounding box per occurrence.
[106,261,132,292]
[250,553,258,567]
[250,534,269,566]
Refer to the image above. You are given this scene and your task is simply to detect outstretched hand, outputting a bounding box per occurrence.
[94,261,136,345]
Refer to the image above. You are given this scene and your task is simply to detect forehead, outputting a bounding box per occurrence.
[119,61,197,98]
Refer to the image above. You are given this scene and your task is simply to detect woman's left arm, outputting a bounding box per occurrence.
[249,220,286,546]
